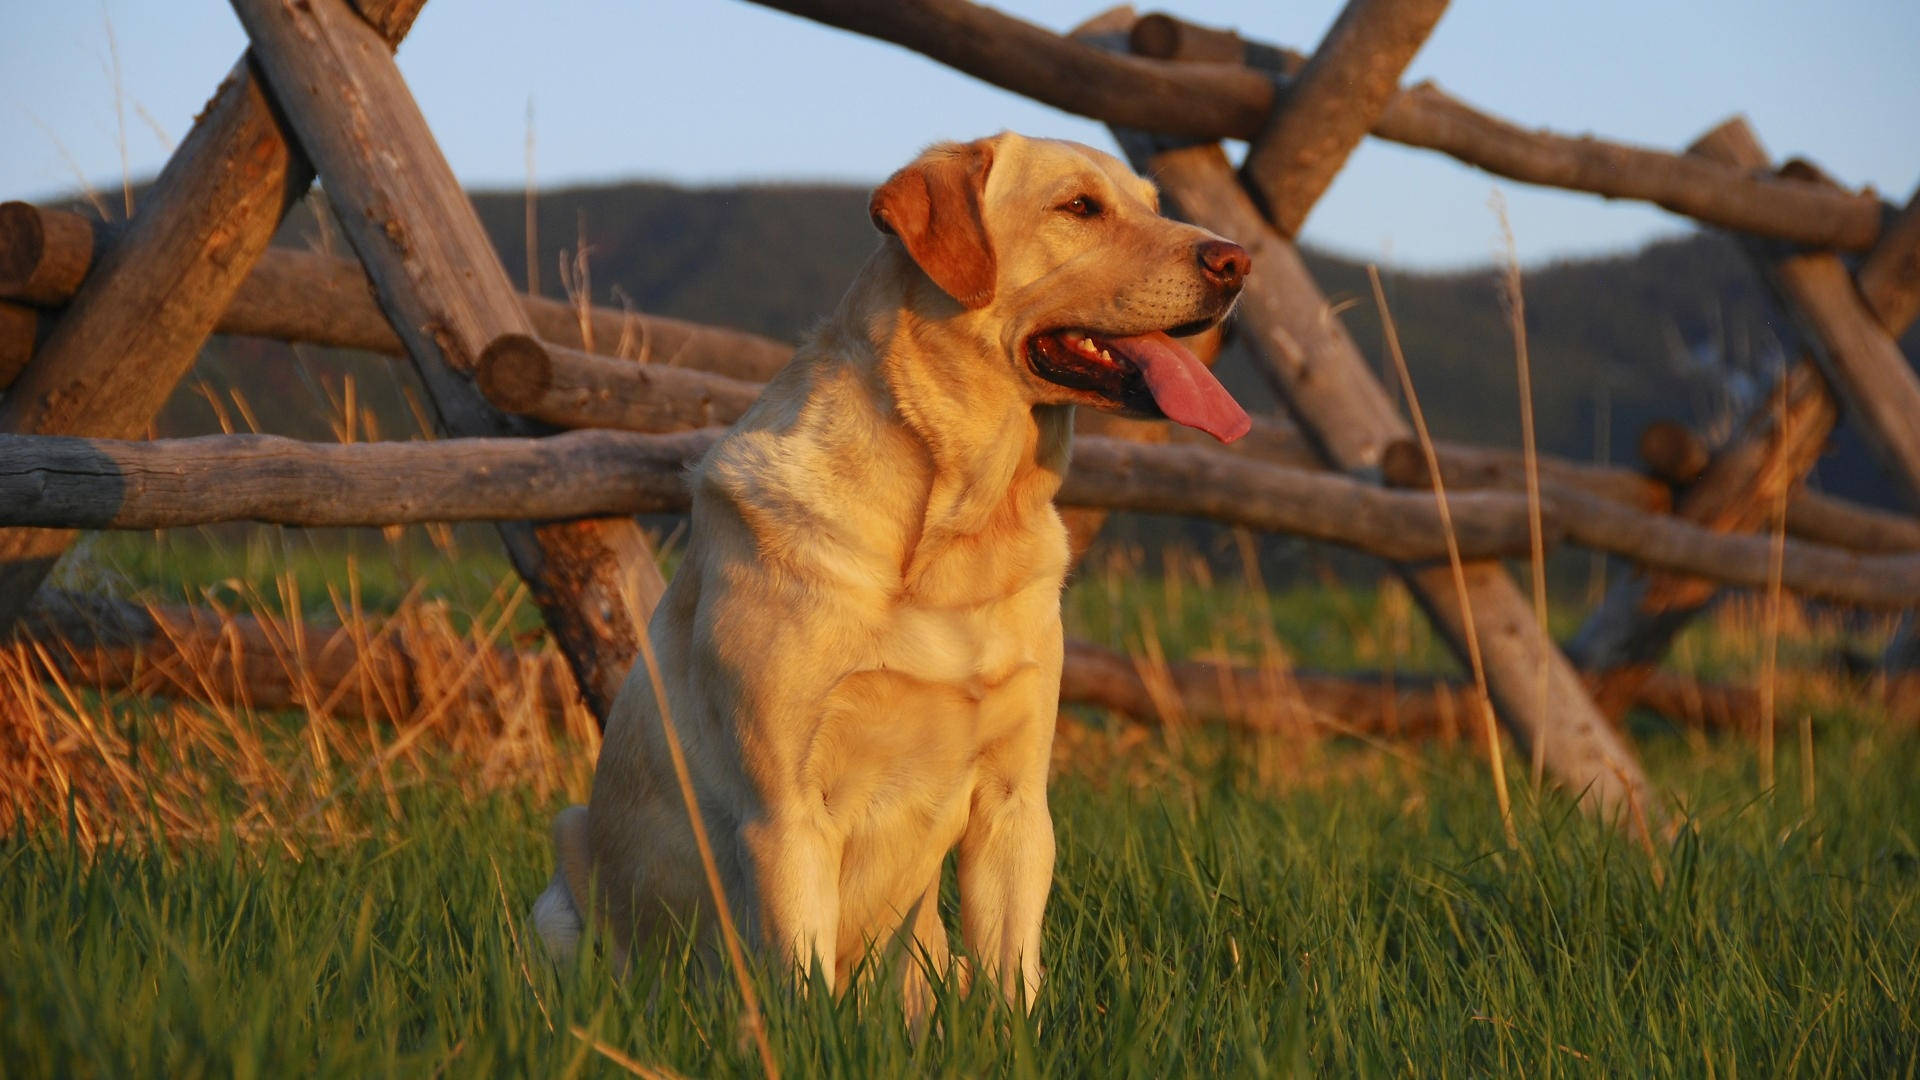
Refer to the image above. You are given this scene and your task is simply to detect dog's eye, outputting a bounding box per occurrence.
[1059,195,1102,218]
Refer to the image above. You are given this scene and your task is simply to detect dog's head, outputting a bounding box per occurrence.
[870,132,1252,443]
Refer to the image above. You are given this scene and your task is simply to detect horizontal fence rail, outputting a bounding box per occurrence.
[745,0,1887,250]
[4,425,1920,607]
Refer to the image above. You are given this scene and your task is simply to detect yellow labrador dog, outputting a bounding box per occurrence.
[533,131,1251,1014]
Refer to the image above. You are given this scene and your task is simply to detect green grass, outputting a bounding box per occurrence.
[6,532,1916,1075]
[4,719,1917,1077]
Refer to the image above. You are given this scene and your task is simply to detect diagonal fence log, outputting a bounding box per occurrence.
[6,428,1920,607]
[1237,0,1448,236]
[1568,121,1920,716]
[1080,13,1654,819]
[228,0,667,720]
[0,0,430,634]
[745,0,1885,251]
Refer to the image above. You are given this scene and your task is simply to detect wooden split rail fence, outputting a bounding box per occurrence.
[4,0,1917,823]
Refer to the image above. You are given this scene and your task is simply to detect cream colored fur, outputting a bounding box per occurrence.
[532,132,1245,1019]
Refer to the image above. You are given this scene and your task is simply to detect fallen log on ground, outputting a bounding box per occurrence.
[13,590,1760,735]
[1060,640,1759,736]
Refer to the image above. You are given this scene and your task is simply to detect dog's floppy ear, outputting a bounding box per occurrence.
[869,140,996,309]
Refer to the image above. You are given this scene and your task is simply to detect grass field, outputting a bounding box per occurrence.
[3,531,1918,1077]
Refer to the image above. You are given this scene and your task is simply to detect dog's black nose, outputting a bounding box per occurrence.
[1197,239,1251,290]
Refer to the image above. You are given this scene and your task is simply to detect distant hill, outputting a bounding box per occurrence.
[163,177,1914,513]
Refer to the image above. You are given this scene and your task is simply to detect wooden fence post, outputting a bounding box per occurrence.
[1238,0,1448,236]
[227,0,667,719]
[0,0,429,631]
[1568,121,1920,713]
[1086,9,1657,820]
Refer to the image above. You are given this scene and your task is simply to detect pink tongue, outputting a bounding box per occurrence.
[1117,330,1251,443]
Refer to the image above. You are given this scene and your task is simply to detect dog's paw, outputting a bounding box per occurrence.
[531,873,583,964]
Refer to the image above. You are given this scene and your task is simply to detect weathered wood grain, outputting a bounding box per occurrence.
[748,0,1885,250]
[1239,0,1449,236]
[0,0,428,633]
[478,334,765,434]
[231,0,663,718]
[1569,119,1920,712]
[0,203,796,384]
[1098,63,1654,815]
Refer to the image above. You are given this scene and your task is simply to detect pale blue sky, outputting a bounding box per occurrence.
[3,1,1915,268]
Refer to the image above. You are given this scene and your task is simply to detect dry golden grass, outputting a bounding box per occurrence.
[0,572,602,853]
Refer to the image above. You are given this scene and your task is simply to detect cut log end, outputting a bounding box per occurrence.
[0,203,45,297]
[0,300,40,390]
[1686,117,1768,170]
[477,333,556,412]
[1638,421,1709,485]
[1378,438,1431,489]
[1129,12,1245,62]
[0,202,103,306]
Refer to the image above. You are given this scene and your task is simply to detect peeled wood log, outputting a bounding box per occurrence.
[1391,428,1920,555]
[1090,10,1654,816]
[1567,124,1846,709]
[1370,83,1883,251]
[231,0,662,720]
[1857,185,1920,333]
[0,428,1530,561]
[0,203,796,385]
[1097,76,1653,814]
[1373,437,1920,605]
[1773,244,1920,504]
[0,429,709,529]
[1782,488,1920,555]
[478,334,764,434]
[1239,0,1449,236]
[8,427,1920,605]
[1381,437,1670,514]
[0,0,429,635]
[748,0,1885,251]
[1541,483,1920,609]
[1571,120,1920,704]
[1060,436,1541,562]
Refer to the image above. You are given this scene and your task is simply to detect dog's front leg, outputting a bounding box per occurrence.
[956,780,1054,1010]
[742,814,841,991]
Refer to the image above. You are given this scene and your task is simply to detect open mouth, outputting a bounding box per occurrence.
[1026,323,1251,443]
